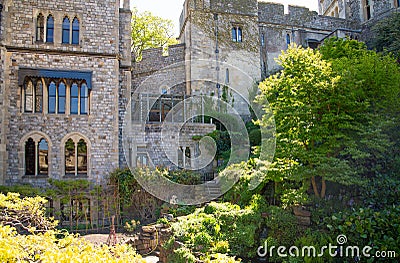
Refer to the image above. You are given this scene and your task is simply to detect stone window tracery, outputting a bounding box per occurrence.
[23,78,43,113]
[24,136,49,177]
[21,77,90,115]
[36,13,44,42]
[232,26,242,42]
[64,136,88,177]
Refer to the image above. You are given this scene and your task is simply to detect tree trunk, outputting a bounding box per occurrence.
[321,178,327,199]
[311,176,320,198]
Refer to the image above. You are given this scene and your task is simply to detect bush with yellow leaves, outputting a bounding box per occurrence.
[0,225,145,262]
[0,192,145,262]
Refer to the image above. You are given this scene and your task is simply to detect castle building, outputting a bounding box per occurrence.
[0,0,398,222]
[0,0,132,189]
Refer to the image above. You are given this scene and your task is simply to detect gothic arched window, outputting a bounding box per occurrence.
[65,137,88,176]
[46,15,54,43]
[36,13,44,42]
[62,17,70,44]
[72,17,80,45]
[24,137,49,176]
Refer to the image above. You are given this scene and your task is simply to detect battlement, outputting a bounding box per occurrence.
[133,43,185,75]
[258,2,358,31]
[258,2,318,22]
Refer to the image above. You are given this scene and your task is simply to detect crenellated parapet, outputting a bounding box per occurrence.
[258,2,359,31]
[133,44,186,76]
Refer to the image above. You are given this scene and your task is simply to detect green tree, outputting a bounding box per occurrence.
[131,7,178,61]
[257,41,400,199]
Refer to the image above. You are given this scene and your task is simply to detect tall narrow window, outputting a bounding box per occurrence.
[80,83,89,114]
[38,138,48,175]
[77,139,87,175]
[286,33,291,46]
[65,139,75,175]
[62,17,70,44]
[36,14,44,42]
[225,68,230,84]
[58,82,66,114]
[178,147,183,167]
[261,33,265,47]
[72,17,79,45]
[35,80,43,113]
[25,138,35,175]
[185,147,191,168]
[237,27,242,42]
[364,0,371,20]
[70,83,79,114]
[48,81,56,113]
[24,80,34,112]
[46,15,54,43]
[232,26,243,42]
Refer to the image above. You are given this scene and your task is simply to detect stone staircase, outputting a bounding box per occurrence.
[195,179,222,202]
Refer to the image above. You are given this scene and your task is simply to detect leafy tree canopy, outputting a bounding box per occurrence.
[131,7,179,62]
[257,40,400,199]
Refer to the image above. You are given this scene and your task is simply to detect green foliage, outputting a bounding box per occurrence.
[369,12,400,60]
[220,162,259,206]
[323,206,400,261]
[0,184,45,197]
[320,37,367,60]
[124,219,140,233]
[168,247,197,263]
[264,206,300,248]
[361,174,400,209]
[257,41,400,199]
[165,170,202,185]
[294,229,334,263]
[131,7,178,61]
[170,202,263,260]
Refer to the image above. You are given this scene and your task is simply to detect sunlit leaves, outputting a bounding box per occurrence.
[131,7,179,61]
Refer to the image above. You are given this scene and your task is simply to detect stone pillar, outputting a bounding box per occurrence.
[123,0,129,9]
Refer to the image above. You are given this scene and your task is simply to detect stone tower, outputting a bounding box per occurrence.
[178,0,261,118]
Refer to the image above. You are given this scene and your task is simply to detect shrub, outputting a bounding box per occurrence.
[323,205,400,261]
[0,192,58,234]
[264,206,300,248]
[0,225,144,263]
[171,202,263,259]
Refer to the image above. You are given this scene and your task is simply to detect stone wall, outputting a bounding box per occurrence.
[5,51,119,186]
[132,44,186,95]
[258,2,360,73]
[0,0,125,186]
[0,47,6,184]
[2,0,119,55]
[180,0,260,117]
[125,123,215,169]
